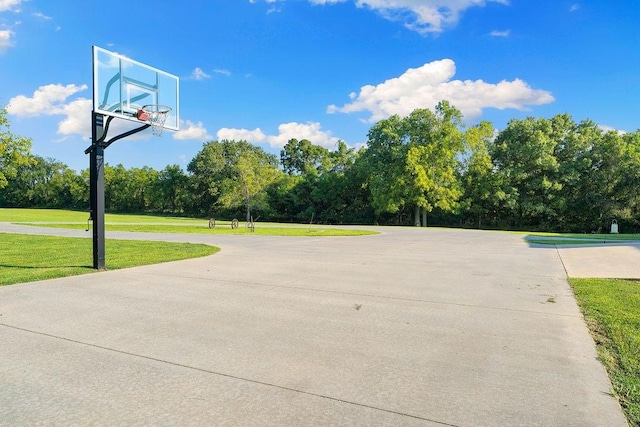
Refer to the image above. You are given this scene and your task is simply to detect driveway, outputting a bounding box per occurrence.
[0,224,628,426]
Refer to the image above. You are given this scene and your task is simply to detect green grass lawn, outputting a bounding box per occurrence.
[0,208,375,285]
[526,238,633,245]
[0,208,377,236]
[24,222,375,236]
[523,231,640,246]
[0,233,219,286]
[0,208,199,223]
[570,278,640,425]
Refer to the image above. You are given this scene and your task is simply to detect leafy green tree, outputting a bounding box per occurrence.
[266,174,303,222]
[360,102,468,226]
[459,121,502,228]
[186,142,228,216]
[311,159,373,224]
[156,164,187,213]
[217,142,281,222]
[403,102,466,226]
[276,139,360,223]
[0,155,83,209]
[360,114,408,217]
[0,107,33,189]
[490,116,563,229]
[582,129,633,232]
[43,161,85,208]
[128,166,159,212]
[104,164,132,211]
[618,131,640,231]
[550,118,601,231]
[301,141,366,224]
[328,140,356,173]
[280,138,331,176]
[187,140,280,220]
[70,169,90,209]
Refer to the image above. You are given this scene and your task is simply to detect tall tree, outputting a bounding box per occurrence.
[360,114,408,217]
[0,156,82,208]
[310,141,367,224]
[618,131,640,231]
[128,166,159,212]
[280,138,331,176]
[156,164,187,213]
[217,142,281,222]
[0,108,33,189]
[459,121,501,228]
[403,102,466,226]
[583,129,631,232]
[328,140,356,174]
[552,117,601,231]
[360,102,468,226]
[490,116,562,229]
[186,142,229,216]
[277,139,358,223]
[188,140,280,220]
[104,164,131,211]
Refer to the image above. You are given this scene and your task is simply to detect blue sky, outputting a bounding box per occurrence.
[1,0,639,172]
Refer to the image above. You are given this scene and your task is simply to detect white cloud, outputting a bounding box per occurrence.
[57,98,92,138]
[268,122,340,148]
[308,0,509,34]
[252,0,508,33]
[249,0,284,11]
[173,120,212,141]
[0,29,14,53]
[0,0,22,12]
[7,83,88,116]
[9,94,143,142]
[217,127,267,143]
[191,67,211,80]
[213,68,231,76]
[217,122,341,149]
[327,58,554,122]
[5,83,153,141]
[32,12,52,20]
[490,29,510,37]
[598,124,626,135]
[570,4,579,12]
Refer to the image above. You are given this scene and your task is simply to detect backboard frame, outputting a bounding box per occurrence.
[92,46,180,131]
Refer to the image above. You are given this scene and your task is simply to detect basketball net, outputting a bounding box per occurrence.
[137,105,172,136]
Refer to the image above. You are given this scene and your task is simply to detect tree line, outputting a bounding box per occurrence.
[1,103,639,233]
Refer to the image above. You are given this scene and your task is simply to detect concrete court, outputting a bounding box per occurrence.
[0,224,629,426]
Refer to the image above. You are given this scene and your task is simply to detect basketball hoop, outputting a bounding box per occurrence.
[136,104,172,136]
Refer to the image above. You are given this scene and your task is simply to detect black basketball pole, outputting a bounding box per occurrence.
[86,112,149,270]
[89,112,106,270]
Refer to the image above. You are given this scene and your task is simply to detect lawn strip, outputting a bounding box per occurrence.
[523,231,640,241]
[569,278,640,425]
[0,233,219,286]
[16,223,377,236]
[526,239,631,246]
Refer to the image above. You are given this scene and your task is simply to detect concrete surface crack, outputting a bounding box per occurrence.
[0,322,459,426]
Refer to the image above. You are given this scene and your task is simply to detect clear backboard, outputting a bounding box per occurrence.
[93,46,179,131]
